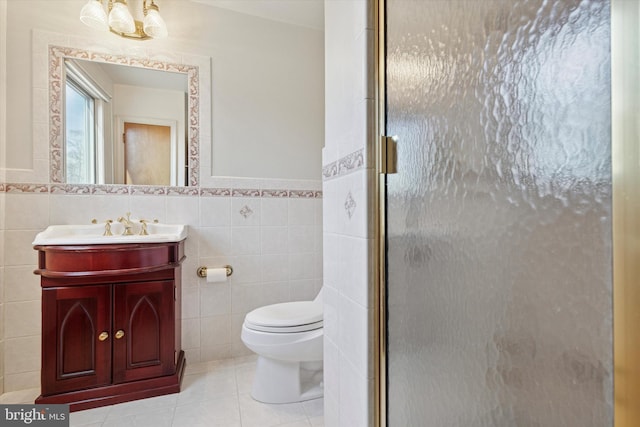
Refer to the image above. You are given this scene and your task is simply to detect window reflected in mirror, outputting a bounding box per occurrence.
[65,77,97,184]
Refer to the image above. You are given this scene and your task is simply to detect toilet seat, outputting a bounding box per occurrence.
[244,301,323,333]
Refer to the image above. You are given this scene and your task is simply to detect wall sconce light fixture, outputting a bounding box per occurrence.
[80,0,168,40]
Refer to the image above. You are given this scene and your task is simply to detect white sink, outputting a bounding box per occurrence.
[32,222,188,245]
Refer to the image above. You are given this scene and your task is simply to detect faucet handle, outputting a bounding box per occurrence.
[139,219,149,235]
[103,219,114,236]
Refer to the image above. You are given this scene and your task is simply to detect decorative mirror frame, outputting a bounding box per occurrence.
[49,45,200,186]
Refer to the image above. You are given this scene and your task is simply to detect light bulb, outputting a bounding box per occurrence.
[108,1,135,34]
[79,0,108,31]
[143,8,168,39]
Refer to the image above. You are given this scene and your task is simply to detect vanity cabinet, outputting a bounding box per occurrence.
[34,241,186,411]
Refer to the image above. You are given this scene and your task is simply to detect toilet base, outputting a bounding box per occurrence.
[251,357,323,404]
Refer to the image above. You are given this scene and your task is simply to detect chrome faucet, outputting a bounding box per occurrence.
[117,212,134,236]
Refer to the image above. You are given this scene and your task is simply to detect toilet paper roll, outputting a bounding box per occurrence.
[205,267,228,283]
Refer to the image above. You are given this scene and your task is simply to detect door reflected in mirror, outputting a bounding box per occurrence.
[124,122,175,186]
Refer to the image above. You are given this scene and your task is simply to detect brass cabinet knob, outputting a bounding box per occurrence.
[115,330,125,339]
[98,331,109,341]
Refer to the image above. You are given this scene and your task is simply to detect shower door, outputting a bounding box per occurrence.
[384,0,612,425]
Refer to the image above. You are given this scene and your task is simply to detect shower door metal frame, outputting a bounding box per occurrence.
[373,0,387,425]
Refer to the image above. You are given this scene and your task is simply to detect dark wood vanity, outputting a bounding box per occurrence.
[33,241,186,411]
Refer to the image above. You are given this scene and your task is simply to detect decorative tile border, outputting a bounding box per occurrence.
[92,185,129,195]
[200,188,231,197]
[232,189,261,197]
[5,184,49,193]
[167,187,199,196]
[50,184,92,195]
[261,189,289,198]
[289,190,317,199]
[0,183,323,198]
[322,148,365,180]
[130,186,166,196]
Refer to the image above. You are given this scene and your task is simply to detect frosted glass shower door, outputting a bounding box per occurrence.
[384,0,613,425]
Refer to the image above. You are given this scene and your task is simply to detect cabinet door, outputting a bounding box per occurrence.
[112,280,176,383]
[41,285,111,395]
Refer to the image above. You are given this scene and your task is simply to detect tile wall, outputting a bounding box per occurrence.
[0,181,322,392]
[323,0,377,425]
[0,185,5,395]
[0,0,7,397]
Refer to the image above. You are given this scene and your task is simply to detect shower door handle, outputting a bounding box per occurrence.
[381,135,398,174]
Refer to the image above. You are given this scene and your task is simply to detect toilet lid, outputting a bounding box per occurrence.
[245,301,323,333]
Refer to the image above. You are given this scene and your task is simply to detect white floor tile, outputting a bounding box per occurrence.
[1,357,323,427]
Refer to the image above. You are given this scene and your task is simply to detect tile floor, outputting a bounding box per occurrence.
[0,356,324,427]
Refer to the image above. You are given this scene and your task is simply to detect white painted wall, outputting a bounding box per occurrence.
[3,0,324,180]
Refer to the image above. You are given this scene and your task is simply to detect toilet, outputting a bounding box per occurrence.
[241,289,323,404]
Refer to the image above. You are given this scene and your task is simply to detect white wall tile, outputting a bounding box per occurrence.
[322,286,340,349]
[4,336,40,374]
[49,194,129,225]
[200,196,231,227]
[289,252,317,281]
[261,198,288,226]
[338,236,371,308]
[198,227,231,258]
[336,170,369,239]
[0,341,4,386]
[232,198,261,227]
[181,286,200,319]
[338,297,370,379]
[200,283,231,317]
[322,179,340,234]
[288,226,316,254]
[339,357,371,427]
[289,199,316,226]
[5,193,49,230]
[260,253,289,283]
[228,255,261,284]
[130,195,166,223]
[181,318,201,350]
[0,231,4,270]
[231,282,289,315]
[230,227,261,255]
[289,279,321,302]
[166,195,199,226]
[260,226,288,254]
[0,194,6,229]
[4,301,40,338]
[4,230,37,266]
[230,314,253,357]
[182,348,201,365]
[200,315,231,346]
[323,338,341,408]
[4,371,39,392]
[4,266,40,302]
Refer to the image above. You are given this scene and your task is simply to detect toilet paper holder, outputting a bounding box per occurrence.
[197,265,233,278]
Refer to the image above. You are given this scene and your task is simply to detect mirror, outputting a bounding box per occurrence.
[49,45,200,186]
